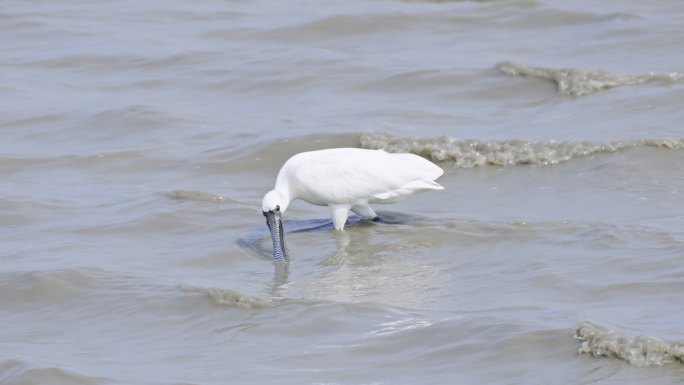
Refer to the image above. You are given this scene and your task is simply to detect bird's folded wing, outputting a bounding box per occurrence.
[291,150,443,204]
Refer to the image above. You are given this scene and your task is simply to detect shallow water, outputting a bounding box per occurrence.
[2,0,684,384]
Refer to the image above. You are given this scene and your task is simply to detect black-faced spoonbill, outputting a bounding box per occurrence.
[262,148,444,260]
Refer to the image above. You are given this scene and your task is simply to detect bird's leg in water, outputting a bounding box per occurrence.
[329,204,351,231]
[351,203,378,222]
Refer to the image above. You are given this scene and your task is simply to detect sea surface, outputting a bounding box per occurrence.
[2,0,684,384]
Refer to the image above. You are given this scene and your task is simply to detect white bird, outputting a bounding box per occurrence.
[262,148,444,260]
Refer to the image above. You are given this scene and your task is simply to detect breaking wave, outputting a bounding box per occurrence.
[496,61,684,96]
[497,61,684,96]
[360,133,684,167]
[574,322,684,367]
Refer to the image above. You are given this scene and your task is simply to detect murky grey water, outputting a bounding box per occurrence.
[2,0,684,384]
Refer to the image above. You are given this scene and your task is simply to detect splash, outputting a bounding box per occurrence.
[497,61,684,96]
[360,133,684,167]
[574,322,684,367]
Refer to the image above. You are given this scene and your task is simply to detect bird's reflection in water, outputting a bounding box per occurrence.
[271,260,289,296]
[317,229,351,266]
[269,218,354,296]
[238,211,425,296]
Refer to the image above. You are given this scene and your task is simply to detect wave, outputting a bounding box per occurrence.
[11,51,214,73]
[0,358,107,385]
[163,190,234,204]
[181,283,281,309]
[574,322,684,367]
[0,268,106,306]
[80,105,198,132]
[360,133,684,167]
[497,61,684,96]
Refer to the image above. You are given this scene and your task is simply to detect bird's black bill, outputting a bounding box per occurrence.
[264,210,287,261]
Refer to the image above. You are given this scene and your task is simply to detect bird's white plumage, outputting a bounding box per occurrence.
[263,148,444,231]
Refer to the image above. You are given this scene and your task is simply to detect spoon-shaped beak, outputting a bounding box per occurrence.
[264,209,287,261]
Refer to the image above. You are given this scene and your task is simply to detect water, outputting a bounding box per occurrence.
[2,0,684,384]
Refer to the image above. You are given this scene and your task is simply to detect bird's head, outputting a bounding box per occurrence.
[262,190,288,261]
[261,190,288,213]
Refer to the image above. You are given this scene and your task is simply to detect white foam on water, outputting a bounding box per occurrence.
[360,133,684,167]
[574,321,684,367]
[498,61,684,96]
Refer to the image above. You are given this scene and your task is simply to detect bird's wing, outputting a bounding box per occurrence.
[289,149,443,205]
